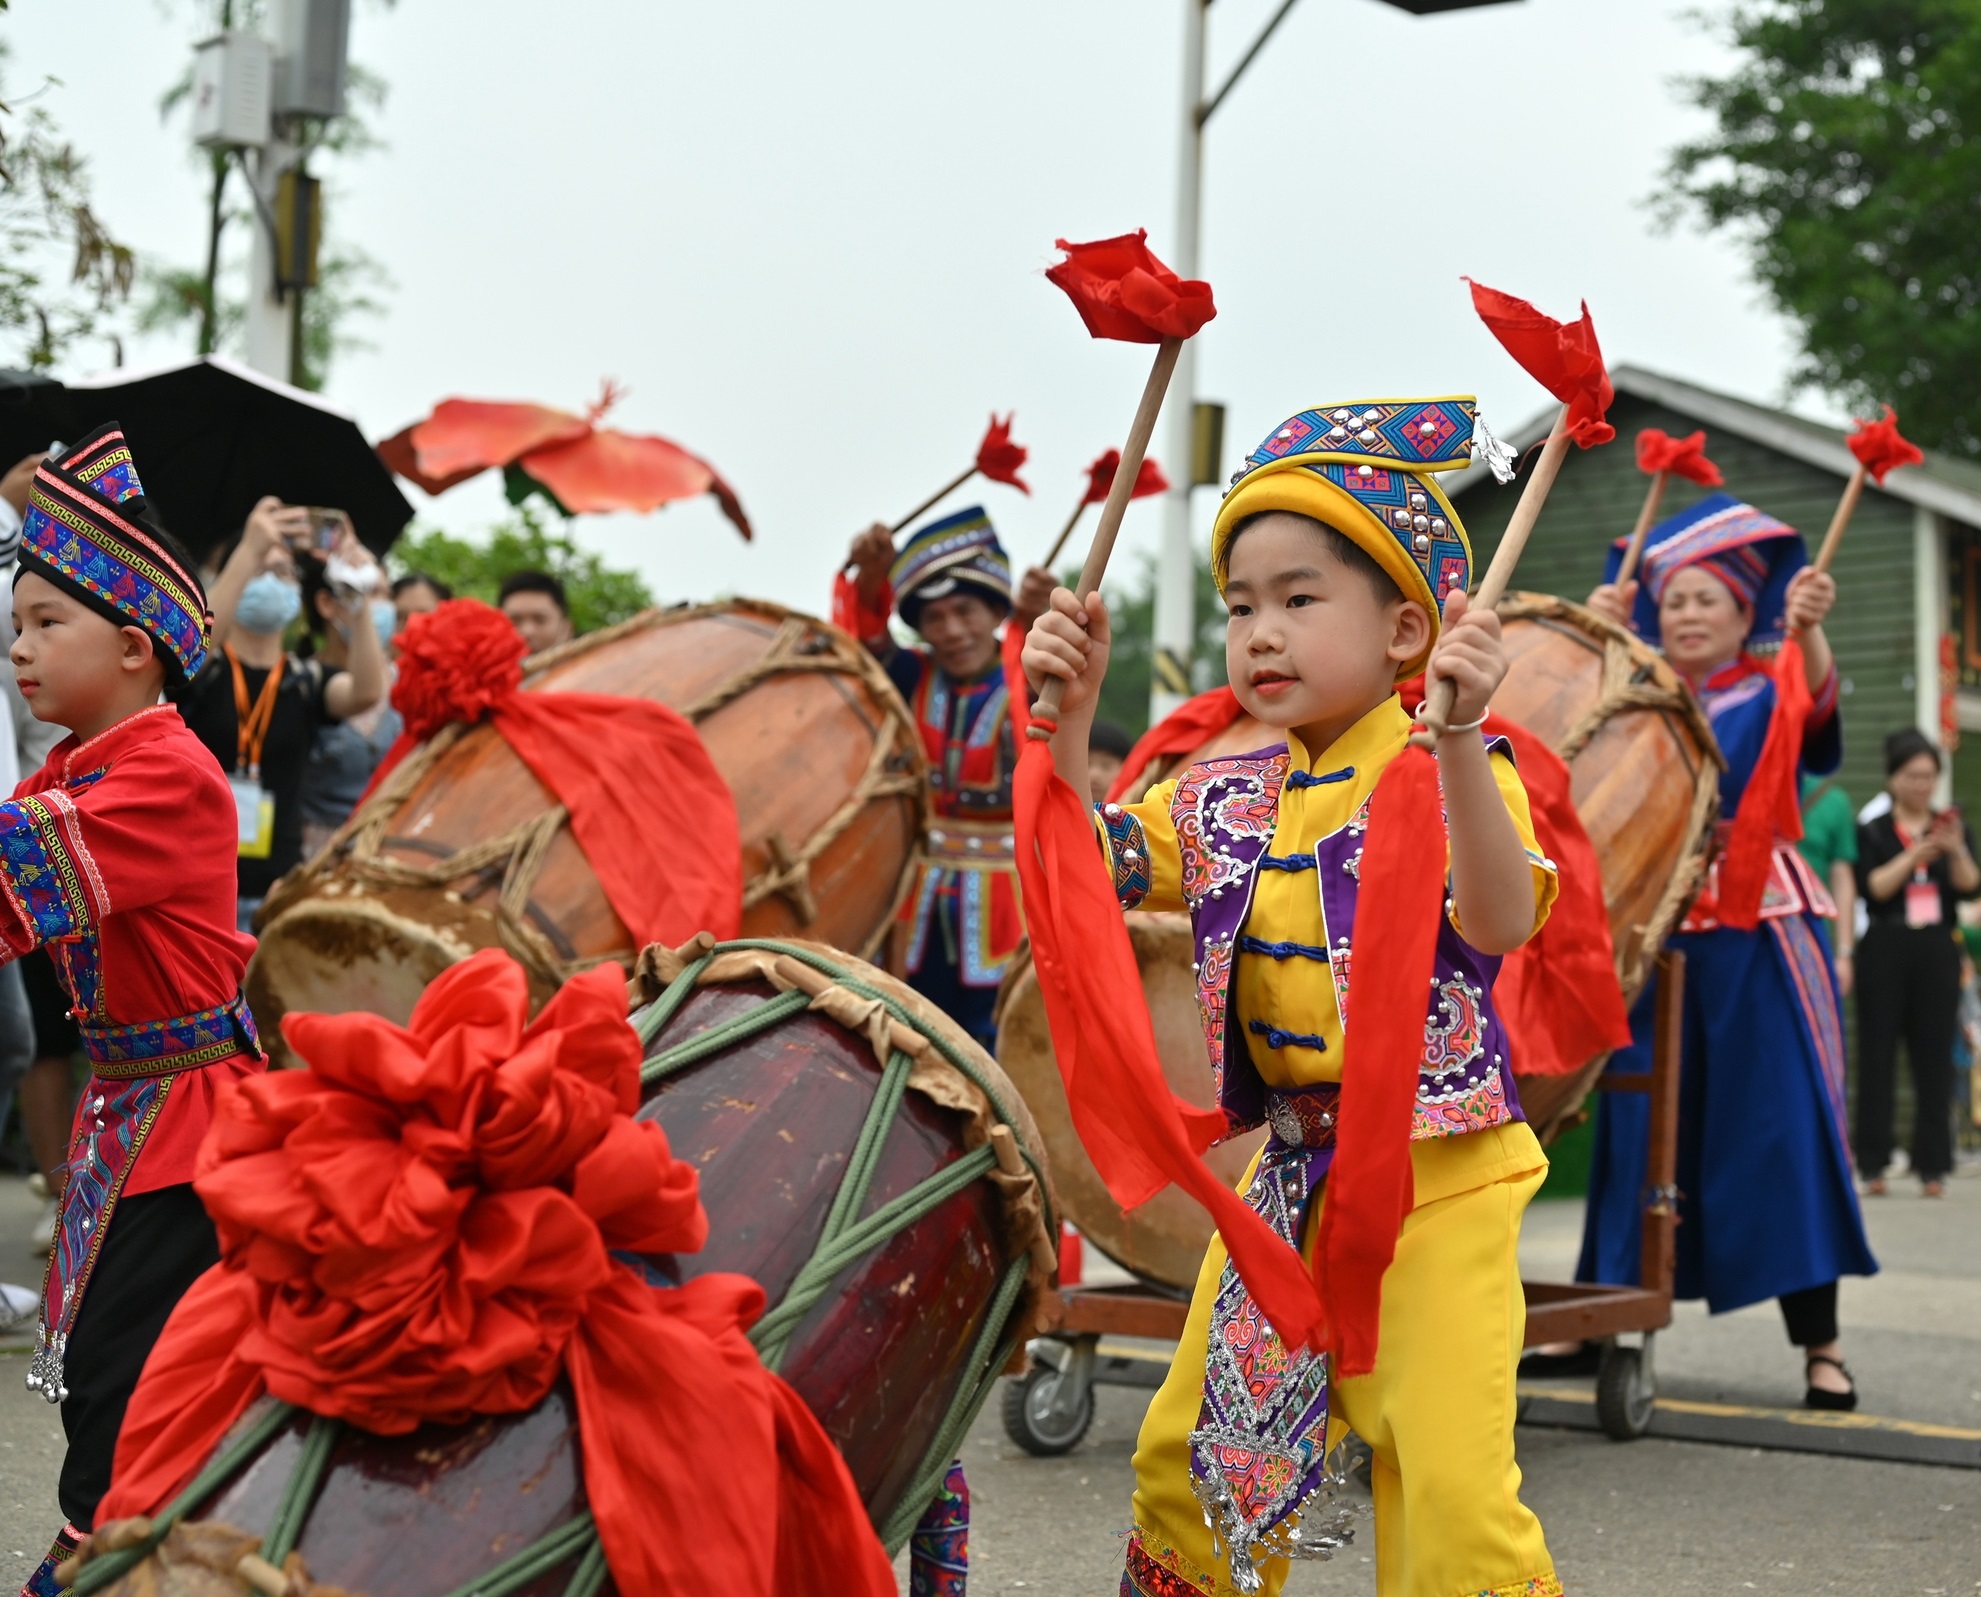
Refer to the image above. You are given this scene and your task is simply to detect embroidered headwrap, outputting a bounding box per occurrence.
[890,504,1012,631]
[1211,398,1481,679]
[1608,492,1807,653]
[15,422,210,684]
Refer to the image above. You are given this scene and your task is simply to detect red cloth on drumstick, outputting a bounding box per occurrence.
[99,952,894,1597]
[975,414,1031,492]
[1848,406,1924,483]
[1466,279,1615,448]
[1046,230,1217,343]
[366,600,742,946]
[1714,635,1814,931]
[1081,448,1169,505]
[1635,428,1724,487]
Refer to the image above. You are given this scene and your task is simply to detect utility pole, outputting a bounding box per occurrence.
[192,0,349,387]
[1147,0,1520,722]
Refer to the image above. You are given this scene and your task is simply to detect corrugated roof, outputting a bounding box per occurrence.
[1450,364,1981,526]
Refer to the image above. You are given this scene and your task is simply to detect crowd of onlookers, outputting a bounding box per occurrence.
[1801,730,1981,1198]
[0,450,581,1268]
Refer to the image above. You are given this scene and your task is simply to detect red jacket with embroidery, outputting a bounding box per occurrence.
[0,706,262,1193]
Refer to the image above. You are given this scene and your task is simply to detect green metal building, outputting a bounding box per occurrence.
[1448,366,1981,814]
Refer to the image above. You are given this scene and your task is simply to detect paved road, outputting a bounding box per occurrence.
[2,1174,1977,1593]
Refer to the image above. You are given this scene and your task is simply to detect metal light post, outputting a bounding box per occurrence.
[1148,0,1519,721]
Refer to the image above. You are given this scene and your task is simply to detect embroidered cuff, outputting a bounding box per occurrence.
[1097,803,1153,910]
[0,796,91,948]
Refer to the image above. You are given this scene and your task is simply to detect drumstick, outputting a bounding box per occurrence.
[890,464,981,536]
[1041,497,1089,573]
[1027,337,1184,739]
[1612,468,1670,591]
[1811,464,1866,575]
[1410,402,1572,750]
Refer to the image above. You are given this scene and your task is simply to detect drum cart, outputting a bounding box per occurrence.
[1002,951,1685,1454]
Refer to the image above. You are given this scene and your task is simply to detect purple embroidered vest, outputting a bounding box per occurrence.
[1114,744,1525,1143]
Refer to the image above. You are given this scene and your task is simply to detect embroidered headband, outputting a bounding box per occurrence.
[15,422,210,682]
[890,504,1013,629]
[1211,398,1483,679]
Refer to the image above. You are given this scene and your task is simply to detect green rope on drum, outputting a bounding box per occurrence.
[637,988,813,1083]
[431,1512,598,1597]
[628,950,714,1048]
[260,1413,342,1566]
[65,1400,301,1596]
[559,1535,611,1597]
[878,1250,1033,1554]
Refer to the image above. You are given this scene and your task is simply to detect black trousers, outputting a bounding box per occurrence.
[58,1184,219,1528]
[1854,924,1960,1183]
[1779,1280,1838,1348]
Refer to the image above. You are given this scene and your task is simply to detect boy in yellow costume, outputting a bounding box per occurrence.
[1024,399,1561,1597]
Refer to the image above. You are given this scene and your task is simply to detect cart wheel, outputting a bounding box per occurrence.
[1595,1343,1655,1441]
[1002,1360,1095,1456]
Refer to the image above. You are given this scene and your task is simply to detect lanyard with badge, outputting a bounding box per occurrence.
[227,645,281,858]
[1895,820,1944,929]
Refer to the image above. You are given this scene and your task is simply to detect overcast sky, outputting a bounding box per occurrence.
[7,0,1809,612]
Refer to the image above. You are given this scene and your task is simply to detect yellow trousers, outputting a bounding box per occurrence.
[1126,1138,1559,1597]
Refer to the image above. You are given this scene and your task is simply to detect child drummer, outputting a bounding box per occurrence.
[1024,399,1561,1597]
[3,426,265,1596]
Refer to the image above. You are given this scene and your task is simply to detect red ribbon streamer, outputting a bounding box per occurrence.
[99,952,894,1596]
[1713,637,1813,930]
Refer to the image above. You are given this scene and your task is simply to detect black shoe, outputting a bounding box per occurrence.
[1804,1353,1858,1412]
[1520,1342,1601,1378]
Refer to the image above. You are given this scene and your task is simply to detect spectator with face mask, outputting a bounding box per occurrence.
[177,498,385,929]
[296,551,404,856]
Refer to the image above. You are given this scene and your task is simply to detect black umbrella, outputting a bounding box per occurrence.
[3,356,413,562]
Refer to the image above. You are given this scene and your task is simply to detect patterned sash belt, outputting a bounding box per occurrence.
[80,993,262,1077]
[28,993,262,1404]
[1190,1083,1361,1591]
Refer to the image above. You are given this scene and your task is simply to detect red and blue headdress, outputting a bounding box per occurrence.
[889,504,1012,630]
[1607,491,1807,653]
[15,422,210,683]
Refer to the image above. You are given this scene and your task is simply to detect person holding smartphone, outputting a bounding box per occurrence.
[179,498,385,929]
[1854,729,1981,1197]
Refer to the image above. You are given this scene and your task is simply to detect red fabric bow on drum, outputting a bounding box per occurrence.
[1467,279,1616,447]
[99,952,894,1596]
[1635,427,1723,487]
[368,599,743,947]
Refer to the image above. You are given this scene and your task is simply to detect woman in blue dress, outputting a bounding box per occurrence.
[1565,493,1877,1410]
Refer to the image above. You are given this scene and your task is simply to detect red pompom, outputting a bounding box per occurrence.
[975,413,1031,492]
[1847,405,1925,484]
[1635,427,1723,487]
[1466,279,1615,448]
[391,597,528,740]
[1046,230,1217,344]
[1082,448,1170,505]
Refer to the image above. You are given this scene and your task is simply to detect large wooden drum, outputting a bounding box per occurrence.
[75,940,1055,1595]
[996,591,1718,1288]
[248,601,928,1056]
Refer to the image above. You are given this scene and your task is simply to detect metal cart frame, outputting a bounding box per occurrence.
[1003,951,1686,1454]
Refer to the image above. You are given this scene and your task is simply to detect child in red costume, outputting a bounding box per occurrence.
[2,425,264,1596]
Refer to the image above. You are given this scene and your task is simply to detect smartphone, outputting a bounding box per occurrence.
[304,507,352,552]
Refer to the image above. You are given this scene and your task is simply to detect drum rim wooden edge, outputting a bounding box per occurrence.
[257,599,934,981]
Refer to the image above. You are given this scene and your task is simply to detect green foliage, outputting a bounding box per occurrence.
[1082,547,1229,740]
[1664,0,1981,456]
[391,502,655,636]
[0,42,136,369]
